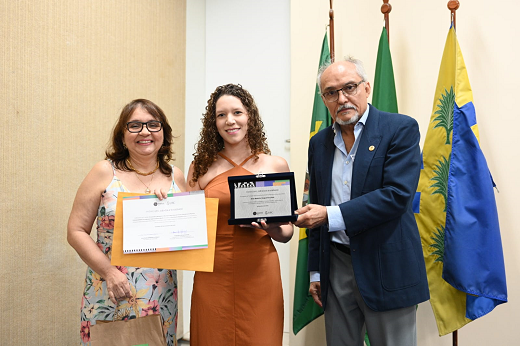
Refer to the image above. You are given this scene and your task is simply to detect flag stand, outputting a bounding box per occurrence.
[328,0,335,62]
[381,0,392,44]
[448,1,460,345]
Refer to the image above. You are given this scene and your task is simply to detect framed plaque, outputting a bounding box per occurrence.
[227,172,298,225]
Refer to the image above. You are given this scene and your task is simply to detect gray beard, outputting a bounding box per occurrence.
[336,113,360,125]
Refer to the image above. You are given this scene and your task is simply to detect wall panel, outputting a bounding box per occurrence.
[0,1,186,344]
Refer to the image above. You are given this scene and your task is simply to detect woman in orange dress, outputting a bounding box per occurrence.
[187,84,294,345]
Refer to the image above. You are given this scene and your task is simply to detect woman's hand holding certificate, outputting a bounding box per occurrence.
[239,219,293,243]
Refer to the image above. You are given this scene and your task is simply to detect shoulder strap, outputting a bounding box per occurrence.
[217,152,237,167]
[238,154,255,167]
[218,152,256,167]
[107,159,116,174]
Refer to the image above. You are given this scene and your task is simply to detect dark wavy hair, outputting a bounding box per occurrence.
[105,99,174,176]
[190,84,270,186]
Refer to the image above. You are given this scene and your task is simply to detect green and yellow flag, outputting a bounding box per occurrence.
[292,33,330,335]
[372,27,398,113]
[415,26,507,336]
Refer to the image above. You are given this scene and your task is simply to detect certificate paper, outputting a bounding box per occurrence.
[122,191,208,253]
[111,193,218,272]
[228,172,298,225]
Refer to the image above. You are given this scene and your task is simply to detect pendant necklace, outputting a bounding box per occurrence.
[135,172,154,193]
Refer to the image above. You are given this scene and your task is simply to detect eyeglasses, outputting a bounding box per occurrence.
[126,121,163,133]
[321,80,365,102]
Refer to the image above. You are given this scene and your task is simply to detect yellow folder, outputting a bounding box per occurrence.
[111,192,218,272]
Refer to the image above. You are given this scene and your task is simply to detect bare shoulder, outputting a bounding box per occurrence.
[172,165,185,179]
[77,160,114,197]
[89,160,114,182]
[172,166,187,192]
[258,154,290,173]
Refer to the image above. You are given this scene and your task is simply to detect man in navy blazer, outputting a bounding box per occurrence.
[295,57,429,346]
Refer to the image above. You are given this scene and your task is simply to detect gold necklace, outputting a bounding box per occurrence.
[135,172,154,193]
[126,159,159,176]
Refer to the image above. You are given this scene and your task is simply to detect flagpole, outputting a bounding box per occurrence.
[381,0,392,45]
[329,0,335,62]
[448,3,460,344]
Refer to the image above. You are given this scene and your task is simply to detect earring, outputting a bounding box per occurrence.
[123,142,127,149]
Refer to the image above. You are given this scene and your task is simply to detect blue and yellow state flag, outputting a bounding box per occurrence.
[292,32,330,335]
[415,26,507,336]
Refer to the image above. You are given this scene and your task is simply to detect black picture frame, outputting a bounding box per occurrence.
[227,172,298,225]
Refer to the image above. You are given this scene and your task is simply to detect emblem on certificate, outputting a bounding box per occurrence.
[227,172,298,225]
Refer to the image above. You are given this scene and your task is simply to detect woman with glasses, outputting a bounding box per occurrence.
[187,84,294,345]
[67,99,186,346]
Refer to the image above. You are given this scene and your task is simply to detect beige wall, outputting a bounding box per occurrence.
[290,1,519,345]
[0,1,185,344]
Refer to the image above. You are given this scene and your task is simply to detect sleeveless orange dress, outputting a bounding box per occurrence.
[190,153,284,346]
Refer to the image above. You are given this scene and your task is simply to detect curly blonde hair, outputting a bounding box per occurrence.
[190,84,270,186]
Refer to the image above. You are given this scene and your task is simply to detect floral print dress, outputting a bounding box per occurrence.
[79,163,180,346]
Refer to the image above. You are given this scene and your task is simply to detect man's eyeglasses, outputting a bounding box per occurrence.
[126,121,163,133]
[321,80,365,103]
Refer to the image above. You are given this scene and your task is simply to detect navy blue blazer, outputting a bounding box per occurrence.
[307,105,429,311]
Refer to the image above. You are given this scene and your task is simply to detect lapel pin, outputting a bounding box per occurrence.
[369,145,375,151]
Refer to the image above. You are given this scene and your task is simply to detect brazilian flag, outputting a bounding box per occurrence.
[292,32,330,335]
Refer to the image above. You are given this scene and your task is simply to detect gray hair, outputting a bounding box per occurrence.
[317,56,369,93]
